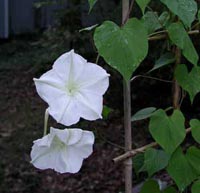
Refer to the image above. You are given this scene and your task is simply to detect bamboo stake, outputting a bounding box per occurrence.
[122,0,132,193]
[113,128,191,163]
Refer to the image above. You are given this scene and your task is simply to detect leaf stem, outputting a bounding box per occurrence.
[149,30,167,37]
[131,75,173,83]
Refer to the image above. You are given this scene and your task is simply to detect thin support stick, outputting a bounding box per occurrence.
[122,0,132,193]
[113,127,192,163]
[123,80,132,193]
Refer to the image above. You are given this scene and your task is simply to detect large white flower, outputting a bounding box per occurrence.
[34,50,109,126]
[31,127,94,174]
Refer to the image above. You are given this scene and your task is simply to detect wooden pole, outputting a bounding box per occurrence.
[122,1,132,193]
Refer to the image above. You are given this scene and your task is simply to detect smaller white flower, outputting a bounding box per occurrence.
[30,127,94,174]
[34,50,109,126]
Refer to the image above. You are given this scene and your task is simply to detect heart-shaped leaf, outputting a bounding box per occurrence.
[88,0,97,12]
[143,11,162,34]
[149,52,175,72]
[160,0,197,28]
[142,148,170,176]
[94,18,148,81]
[191,180,200,193]
[168,23,198,66]
[132,153,144,176]
[149,109,186,155]
[159,11,170,28]
[132,107,156,122]
[186,146,200,175]
[141,179,178,193]
[190,119,200,144]
[167,147,198,191]
[140,180,161,193]
[198,10,200,22]
[136,0,151,14]
[175,64,200,102]
[163,187,177,193]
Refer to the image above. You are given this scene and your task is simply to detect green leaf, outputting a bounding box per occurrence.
[149,52,175,72]
[192,180,200,193]
[167,22,198,65]
[79,24,98,32]
[190,119,200,144]
[198,10,200,22]
[132,153,144,175]
[140,180,160,193]
[102,105,113,119]
[149,109,186,155]
[160,0,197,28]
[159,11,170,28]
[143,11,162,34]
[186,146,200,175]
[175,64,200,102]
[141,180,178,193]
[94,18,148,81]
[142,148,170,176]
[163,187,177,193]
[131,107,156,122]
[167,147,198,191]
[136,0,150,14]
[88,0,97,12]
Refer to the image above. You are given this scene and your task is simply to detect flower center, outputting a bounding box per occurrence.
[53,136,66,150]
[66,82,79,96]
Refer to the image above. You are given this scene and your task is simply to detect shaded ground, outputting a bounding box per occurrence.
[0,38,125,193]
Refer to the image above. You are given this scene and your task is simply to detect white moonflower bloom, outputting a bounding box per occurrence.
[31,127,94,174]
[34,50,109,126]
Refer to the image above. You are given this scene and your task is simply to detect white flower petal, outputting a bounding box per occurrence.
[77,62,110,95]
[61,148,83,173]
[73,131,95,157]
[48,97,80,126]
[50,127,69,144]
[31,141,57,170]
[53,50,86,83]
[33,134,51,147]
[34,70,66,104]
[75,130,95,147]
[67,129,83,145]
[75,92,103,120]
[30,128,94,174]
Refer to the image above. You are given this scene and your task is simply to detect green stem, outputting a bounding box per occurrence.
[43,109,49,136]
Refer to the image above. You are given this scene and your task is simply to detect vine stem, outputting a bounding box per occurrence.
[173,47,181,109]
[148,30,199,41]
[122,0,132,193]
